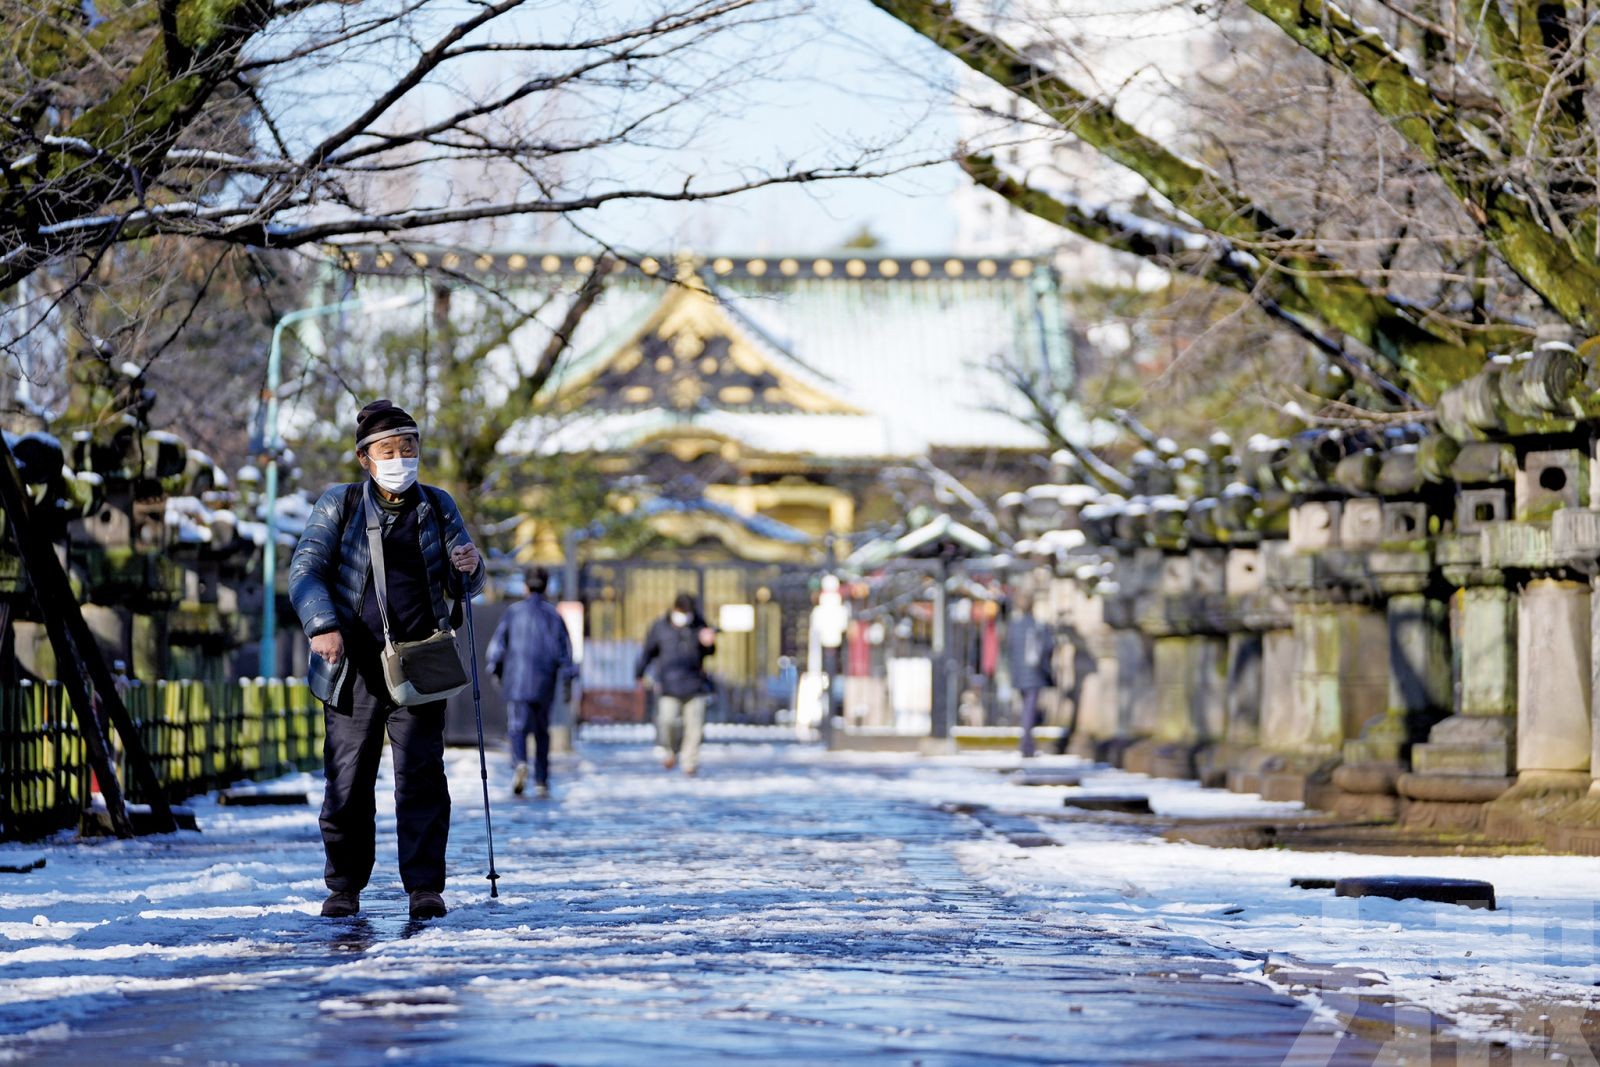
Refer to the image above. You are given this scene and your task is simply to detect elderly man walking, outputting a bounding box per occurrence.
[486,567,574,799]
[289,399,485,921]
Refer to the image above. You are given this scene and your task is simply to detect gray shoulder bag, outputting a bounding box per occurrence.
[364,483,471,706]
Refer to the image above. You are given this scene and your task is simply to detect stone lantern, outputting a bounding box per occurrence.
[1260,432,1390,807]
[1397,438,1521,830]
[1330,440,1452,820]
[1422,344,1596,843]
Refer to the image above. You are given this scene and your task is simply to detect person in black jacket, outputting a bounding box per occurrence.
[635,593,716,776]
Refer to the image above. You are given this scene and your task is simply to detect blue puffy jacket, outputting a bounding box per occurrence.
[288,481,486,705]
[486,596,575,705]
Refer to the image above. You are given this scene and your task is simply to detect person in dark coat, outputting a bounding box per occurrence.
[486,567,574,798]
[1007,592,1056,758]
[634,592,716,776]
[288,399,485,921]
[1053,624,1096,755]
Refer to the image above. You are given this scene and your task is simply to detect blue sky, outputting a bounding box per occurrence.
[579,3,967,253]
[260,1,968,255]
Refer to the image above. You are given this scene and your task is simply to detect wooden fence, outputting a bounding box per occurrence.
[1,678,323,841]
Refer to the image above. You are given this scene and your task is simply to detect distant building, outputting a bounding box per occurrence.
[337,248,1082,710]
[345,249,1083,564]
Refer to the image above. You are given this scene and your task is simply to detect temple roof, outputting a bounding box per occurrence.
[338,248,1084,461]
[557,273,862,417]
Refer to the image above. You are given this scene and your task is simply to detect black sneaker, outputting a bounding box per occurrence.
[321,890,360,918]
[409,890,447,920]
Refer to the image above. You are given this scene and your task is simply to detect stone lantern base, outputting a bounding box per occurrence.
[1482,770,1591,843]
[1546,787,1600,854]
[1394,772,1515,832]
[1256,752,1341,808]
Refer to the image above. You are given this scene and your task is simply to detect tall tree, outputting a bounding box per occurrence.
[868,0,1592,406]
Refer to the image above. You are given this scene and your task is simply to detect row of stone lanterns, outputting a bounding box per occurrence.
[1013,343,1600,853]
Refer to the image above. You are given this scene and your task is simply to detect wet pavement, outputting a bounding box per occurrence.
[0,745,1410,1064]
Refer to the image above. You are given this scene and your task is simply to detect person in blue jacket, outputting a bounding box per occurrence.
[1007,592,1056,759]
[486,567,574,798]
[288,399,485,921]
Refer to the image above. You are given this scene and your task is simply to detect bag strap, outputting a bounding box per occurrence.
[362,483,396,649]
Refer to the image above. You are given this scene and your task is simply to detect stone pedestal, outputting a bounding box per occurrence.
[1190,640,1226,746]
[1547,782,1600,854]
[1110,627,1155,768]
[1136,631,1227,781]
[1134,635,1192,777]
[1241,601,1382,809]
[1250,526,1389,809]
[1335,581,1450,821]
[1228,628,1297,795]
[1399,546,1518,831]
[1087,550,1161,768]
[1214,630,1262,784]
[1204,546,1284,790]
[1249,601,1385,806]
[1070,627,1121,761]
[1483,577,1592,842]
[1547,511,1600,853]
[1127,551,1199,777]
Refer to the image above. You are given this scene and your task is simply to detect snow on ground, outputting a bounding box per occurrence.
[956,834,1600,1045]
[897,761,1600,1047]
[0,741,1594,1060]
[546,743,1600,1045]
[633,745,1600,1045]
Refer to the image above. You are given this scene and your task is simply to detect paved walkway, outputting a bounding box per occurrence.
[0,745,1384,1064]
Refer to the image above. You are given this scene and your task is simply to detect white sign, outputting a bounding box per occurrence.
[719,603,756,633]
[556,601,585,663]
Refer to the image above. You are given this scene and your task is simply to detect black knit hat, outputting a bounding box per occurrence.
[355,399,418,450]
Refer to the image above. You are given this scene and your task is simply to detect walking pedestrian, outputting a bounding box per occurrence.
[635,593,716,776]
[1007,593,1055,759]
[486,567,574,799]
[289,399,485,921]
[1053,624,1095,755]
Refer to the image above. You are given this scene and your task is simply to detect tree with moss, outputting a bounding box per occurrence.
[868,0,1598,411]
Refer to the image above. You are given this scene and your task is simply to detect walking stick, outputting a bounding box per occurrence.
[460,572,501,899]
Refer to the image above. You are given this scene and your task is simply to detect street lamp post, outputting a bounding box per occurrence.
[257,293,418,676]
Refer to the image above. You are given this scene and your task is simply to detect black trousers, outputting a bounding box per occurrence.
[1019,686,1043,757]
[320,666,450,894]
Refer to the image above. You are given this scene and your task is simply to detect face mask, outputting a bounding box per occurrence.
[670,611,690,627]
[371,455,419,494]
